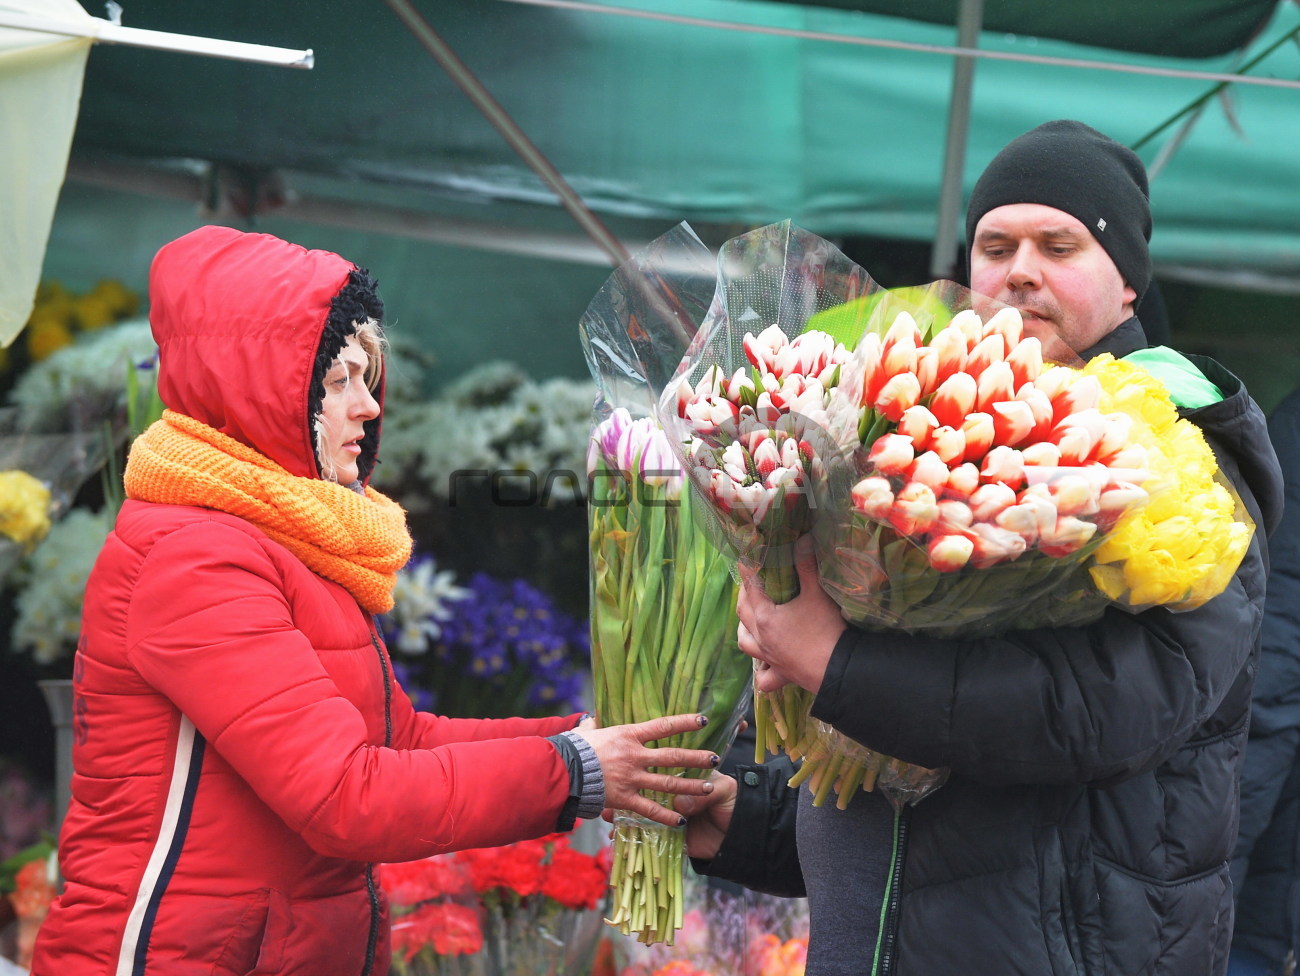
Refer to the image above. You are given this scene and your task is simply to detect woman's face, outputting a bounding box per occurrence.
[316,335,380,484]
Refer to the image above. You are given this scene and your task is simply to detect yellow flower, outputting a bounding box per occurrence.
[1080,355,1254,611]
[0,470,52,547]
[25,315,74,361]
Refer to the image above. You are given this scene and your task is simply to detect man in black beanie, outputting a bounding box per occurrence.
[679,119,1285,976]
[965,119,1151,365]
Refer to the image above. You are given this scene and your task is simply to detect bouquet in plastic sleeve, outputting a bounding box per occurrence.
[581,225,753,946]
[651,223,941,810]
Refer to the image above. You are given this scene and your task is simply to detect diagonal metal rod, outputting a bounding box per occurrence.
[496,0,1300,91]
[384,0,630,267]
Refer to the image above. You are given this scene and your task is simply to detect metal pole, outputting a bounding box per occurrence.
[929,0,983,280]
[384,0,630,267]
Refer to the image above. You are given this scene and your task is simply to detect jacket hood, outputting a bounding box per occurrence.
[148,226,383,481]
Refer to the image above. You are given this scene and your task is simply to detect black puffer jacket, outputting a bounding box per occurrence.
[699,320,1285,975]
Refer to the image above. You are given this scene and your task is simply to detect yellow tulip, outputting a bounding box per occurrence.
[0,470,52,547]
[1125,549,1186,606]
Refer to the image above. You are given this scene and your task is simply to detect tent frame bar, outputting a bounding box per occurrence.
[0,10,313,68]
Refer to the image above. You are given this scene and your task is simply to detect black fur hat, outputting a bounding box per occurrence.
[309,267,384,482]
[966,120,1152,305]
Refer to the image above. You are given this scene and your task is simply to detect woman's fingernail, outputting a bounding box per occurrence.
[678,816,688,827]
[697,715,709,727]
[709,754,721,767]
[702,780,714,794]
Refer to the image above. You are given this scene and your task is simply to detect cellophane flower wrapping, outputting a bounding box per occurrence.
[652,223,947,812]
[804,276,1254,808]
[381,833,610,976]
[581,224,754,946]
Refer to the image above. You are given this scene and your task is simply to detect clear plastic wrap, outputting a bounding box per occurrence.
[581,226,753,946]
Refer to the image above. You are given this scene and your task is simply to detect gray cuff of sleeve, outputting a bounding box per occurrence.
[559,729,605,819]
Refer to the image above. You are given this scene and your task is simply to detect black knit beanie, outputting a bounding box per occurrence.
[309,267,385,482]
[966,120,1152,305]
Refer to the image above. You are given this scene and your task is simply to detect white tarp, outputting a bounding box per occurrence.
[0,0,93,347]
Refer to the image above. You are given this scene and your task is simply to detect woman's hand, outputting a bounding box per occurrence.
[674,771,737,861]
[737,545,847,695]
[581,713,721,827]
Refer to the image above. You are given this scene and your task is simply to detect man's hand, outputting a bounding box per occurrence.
[674,771,737,861]
[737,542,847,695]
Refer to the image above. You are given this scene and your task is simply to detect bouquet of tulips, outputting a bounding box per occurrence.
[581,226,753,946]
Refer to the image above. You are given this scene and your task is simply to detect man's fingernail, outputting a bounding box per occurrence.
[697,715,709,727]
[678,816,688,827]
[702,780,714,794]
[709,754,721,767]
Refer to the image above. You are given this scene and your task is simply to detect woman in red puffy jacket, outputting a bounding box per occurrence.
[30,226,718,976]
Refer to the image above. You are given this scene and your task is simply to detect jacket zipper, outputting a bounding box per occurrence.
[871,804,911,976]
[360,623,394,976]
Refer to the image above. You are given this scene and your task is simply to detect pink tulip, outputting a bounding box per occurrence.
[1033,365,1077,402]
[965,334,1006,380]
[949,308,984,348]
[915,347,939,397]
[898,404,940,450]
[889,482,939,536]
[930,426,968,465]
[976,361,1016,413]
[1039,516,1098,558]
[981,306,1024,347]
[867,433,916,477]
[1014,385,1057,443]
[752,437,783,480]
[852,476,895,520]
[671,377,695,419]
[936,498,974,531]
[928,534,975,572]
[874,372,923,422]
[944,462,981,500]
[969,482,1017,522]
[908,450,951,491]
[685,396,740,434]
[743,324,788,373]
[930,372,977,429]
[928,325,968,387]
[1094,412,1134,460]
[1021,440,1062,468]
[1096,482,1149,524]
[1045,473,1100,516]
[1052,424,1097,466]
[980,445,1026,489]
[858,332,886,407]
[968,522,1028,568]
[1050,374,1101,425]
[990,400,1035,448]
[1006,335,1044,388]
[960,412,995,463]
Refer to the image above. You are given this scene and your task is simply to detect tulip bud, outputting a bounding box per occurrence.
[945,462,981,500]
[969,482,1017,522]
[981,306,1025,347]
[965,334,1006,380]
[949,308,983,348]
[991,400,1036,448]
[968,522,1028,568]
[867,433,916,478]
[930,426,968,465]
[976,361,1016,414]
[927,534,975,573]
[1033,365,1077,402]
[1021,441,1062,468]
[915,347,939,397]
[928,325,969,386]
[874,372,923,422]
[930,372,978,429]
[744,324,788,373]
[1050,374,1102,425]
[858,332,886,407]
[1094,412,1134,460]
[936,498,974,532]
[960,412,995,463]
[1006,335,1044,388]
[883,311,923,353]
[908,450,951,491]
[852,476,895,520]
[1014,386,1057,443]
[1052,424,1097,466]
[889,482,939,536]
[1046,473,1100,516]
[898,404,940,450]
[1039,516,1098,558]
[980,445,1026,489]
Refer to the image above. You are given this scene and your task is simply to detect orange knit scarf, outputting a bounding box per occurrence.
[124,410,412,613]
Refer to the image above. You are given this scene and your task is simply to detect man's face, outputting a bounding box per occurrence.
[969,203,1137,365]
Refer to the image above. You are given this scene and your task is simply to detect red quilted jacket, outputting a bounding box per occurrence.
[30,227,577,976]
